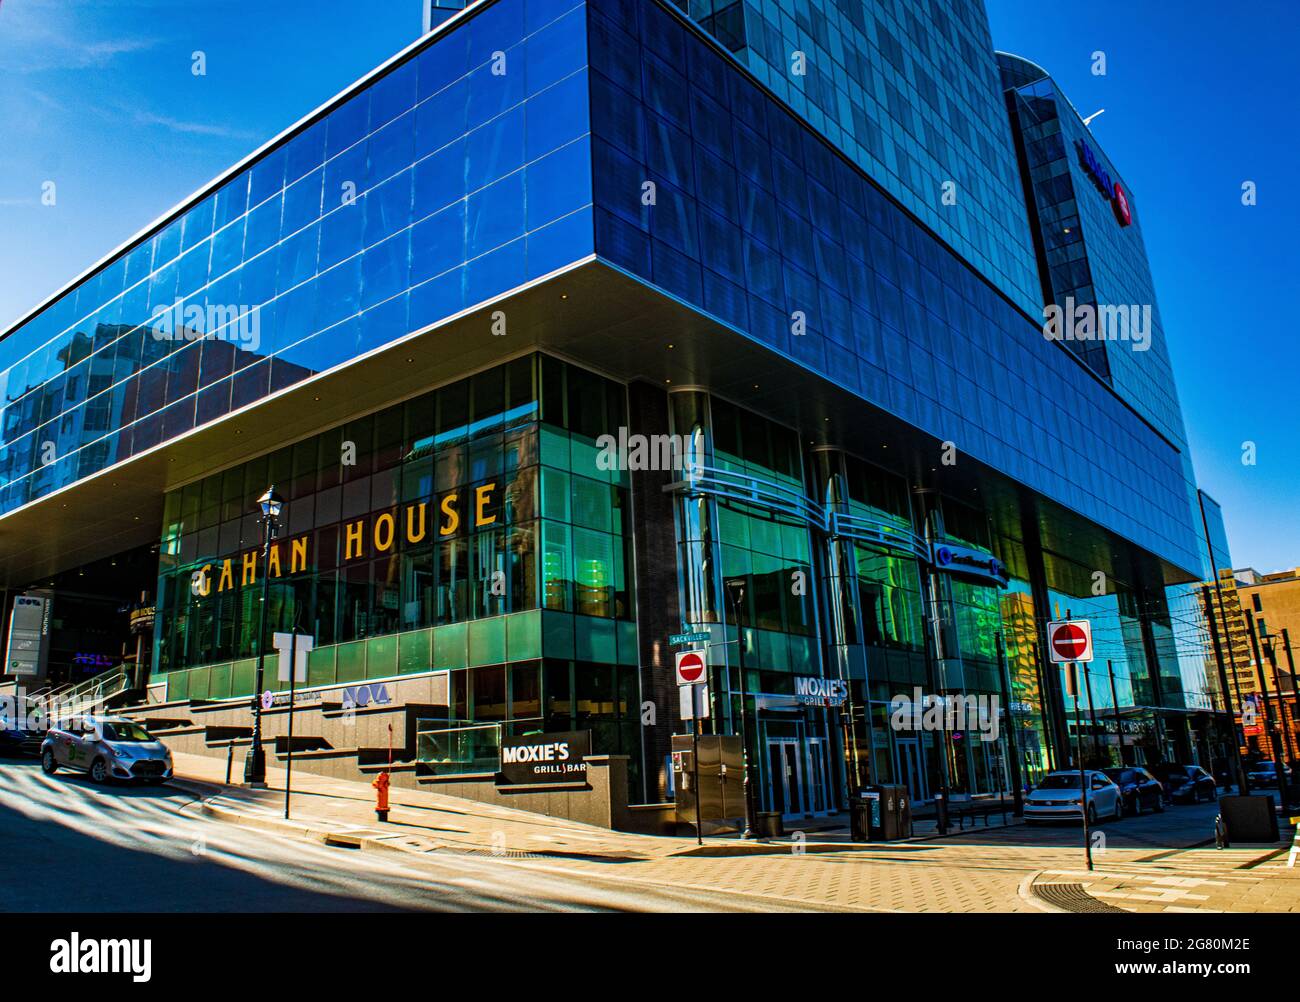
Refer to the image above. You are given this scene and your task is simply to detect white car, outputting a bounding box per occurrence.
[41,714,173,784]
[1024,770,1122,823]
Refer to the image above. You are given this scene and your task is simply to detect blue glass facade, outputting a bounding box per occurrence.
[0,0,592,517]
[678,0,1044,318]
[0,0,1230,810]
[588,0,1201,576]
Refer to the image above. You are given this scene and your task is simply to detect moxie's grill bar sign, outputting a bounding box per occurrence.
[190,479,508,596]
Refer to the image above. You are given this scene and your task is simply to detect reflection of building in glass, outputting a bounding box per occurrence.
[0,0,1234,825]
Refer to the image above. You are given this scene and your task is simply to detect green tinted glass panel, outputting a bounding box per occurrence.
[398,628,432,674]
[506,610,541,661]
[367,634,397,678]
[468,617,506,667]
[302,645,332,686]
[336,640,366,682]
[433,621,468,670]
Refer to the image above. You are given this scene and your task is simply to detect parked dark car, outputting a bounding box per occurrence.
[1150,763,1217,804]
[1246,760,1293,787]
[1103,766,1165,816]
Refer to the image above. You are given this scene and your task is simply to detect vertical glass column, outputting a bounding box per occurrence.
[811,447,871,791]
[668,389,720,627]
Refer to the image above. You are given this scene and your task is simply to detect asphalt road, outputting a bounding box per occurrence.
[0,759,809,912]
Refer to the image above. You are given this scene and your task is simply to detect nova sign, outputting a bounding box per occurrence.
[1075,140,1132,227]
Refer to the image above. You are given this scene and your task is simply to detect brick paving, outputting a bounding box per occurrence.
[170,752,1300,913]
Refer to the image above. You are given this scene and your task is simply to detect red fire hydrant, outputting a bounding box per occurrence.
[373,770,391,823]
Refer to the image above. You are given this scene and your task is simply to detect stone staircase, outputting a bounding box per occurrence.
[117,695,444,788]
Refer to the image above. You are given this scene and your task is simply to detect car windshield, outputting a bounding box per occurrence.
[1037,775,1081,790]
[101,721,152,742]
[1255,762,1277,770]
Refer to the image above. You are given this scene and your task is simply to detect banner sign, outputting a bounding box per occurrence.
[499,730,590,785]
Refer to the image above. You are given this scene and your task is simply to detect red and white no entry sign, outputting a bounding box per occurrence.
[675,650,706,686]
[1047,620,1093,663]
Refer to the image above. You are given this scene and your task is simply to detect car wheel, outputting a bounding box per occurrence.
[89,758,109,784]
[1134,795,1144,816]
[40,750,57,775]
[1087,804,1098,824]
[1155,797,1165,813]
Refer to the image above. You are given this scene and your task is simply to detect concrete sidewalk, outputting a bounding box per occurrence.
[169,753,1300,912]
[169,751,871,861]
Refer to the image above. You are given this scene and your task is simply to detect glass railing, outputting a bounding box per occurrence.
[414,719,501,777]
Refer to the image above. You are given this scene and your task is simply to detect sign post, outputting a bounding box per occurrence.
[1048,618,1094,870]
[676,649,708,845]
[273,631,313,820]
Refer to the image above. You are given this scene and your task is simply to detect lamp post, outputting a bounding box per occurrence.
[243,486,284,788]
[1245,616,1288,812]
[1259,630,1298,772]
[724,578,757,840]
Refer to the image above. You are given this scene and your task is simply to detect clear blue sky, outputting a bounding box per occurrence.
[1,0,1296,572]
[985,0,1300,573]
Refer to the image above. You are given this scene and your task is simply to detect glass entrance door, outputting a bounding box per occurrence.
[806,737,831,814]
[897,738,927,802]
[767,739,805,817]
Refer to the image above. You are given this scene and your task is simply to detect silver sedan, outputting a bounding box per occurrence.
[40,715,173,784]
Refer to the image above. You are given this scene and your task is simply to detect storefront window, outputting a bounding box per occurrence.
[154,354,635,676]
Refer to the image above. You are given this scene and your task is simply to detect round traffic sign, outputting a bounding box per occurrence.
[1051,623,1088,661]
[676,650,706,684]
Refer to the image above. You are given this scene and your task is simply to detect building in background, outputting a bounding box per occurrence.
[0,0,1234,826]
[1233,567,1300,765]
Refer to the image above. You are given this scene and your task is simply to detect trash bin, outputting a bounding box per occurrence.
[861,784,911,840]
[1218,794,1279,844]
[851,789,882,842]
[755,811,783,838]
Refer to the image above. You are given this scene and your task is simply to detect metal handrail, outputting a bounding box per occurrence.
[829,510,931,562]
[664,464,825,528]
[663,464,930,561]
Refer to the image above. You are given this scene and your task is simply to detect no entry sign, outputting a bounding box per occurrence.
[1047,620,1093,663]
[675,649,707,686]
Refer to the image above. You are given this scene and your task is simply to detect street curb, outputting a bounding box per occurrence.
[170,773,884,861]
[670,841,881,857]
[1017,871,1066,914]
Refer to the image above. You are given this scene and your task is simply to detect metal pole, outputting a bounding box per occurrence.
[1283,628,1299,768]
[1073,663,1093,871]
[725,580,756,839]
[244,512,273,788]
[691,691,703,846]
[1032,643,1056,771]
[1106,660,1126,768]
[1246,615,1289,811]
[1202,585,1248,794]
[1266,629,1300,764]
[1082,660,1101,768]
[284,631,297,820]
[995,631,1023,815]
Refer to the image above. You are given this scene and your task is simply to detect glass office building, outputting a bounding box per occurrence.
[0,0,1226,823]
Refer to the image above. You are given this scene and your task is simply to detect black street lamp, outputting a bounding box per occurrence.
[724,577,757,840]
[243,485,284,788]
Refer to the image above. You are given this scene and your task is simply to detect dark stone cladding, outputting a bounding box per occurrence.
[626,379,681,804]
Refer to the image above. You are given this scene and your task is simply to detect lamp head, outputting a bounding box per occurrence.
[257,486,284,521]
